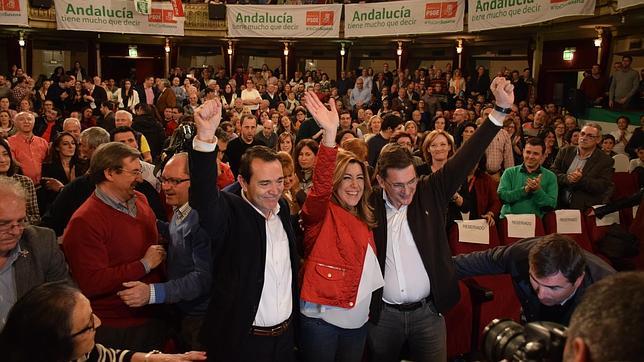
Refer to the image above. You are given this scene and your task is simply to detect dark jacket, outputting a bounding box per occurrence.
[369,119,502,322]
[189,146,300,361]
[453,237,616,324]
[132,114,167,161]
[551,146,614,210]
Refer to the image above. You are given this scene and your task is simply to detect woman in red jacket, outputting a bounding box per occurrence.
[299,91,384,362]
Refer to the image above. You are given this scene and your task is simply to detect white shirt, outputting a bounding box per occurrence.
[193,137,292,326]
[241,88,261,111]
[241,191,293,327]
[300,244,384,329]
[382,191,431,304]
[141,161,160,192]
[610,129,632,155]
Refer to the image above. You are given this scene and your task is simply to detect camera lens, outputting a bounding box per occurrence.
[482,318,526,361]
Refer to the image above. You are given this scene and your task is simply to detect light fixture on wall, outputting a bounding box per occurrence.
[164,37,171,53]
[396,41,403,56]
[456,39,463,54]
[283,43,289,56]
[227,40,233,56]
[128,45,138,58]
[18,32,25,47]
[340,43,345,57]
[594,27,603,47]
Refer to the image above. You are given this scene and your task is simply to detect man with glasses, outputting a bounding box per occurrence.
[453,234,615,325]
[366,77,512,361]
[551,123,614,210]
[0,176,70,330]
[118,152,212,350]
[63,142,168,351]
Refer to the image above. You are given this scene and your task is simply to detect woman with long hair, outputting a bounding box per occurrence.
[117,79,140,112]
[364,115,382,142]
[80,106,96,130]
[295,138,319,195]
[298,91,383,362]
[70,81,87,114]
[39,132,79,215]
[220,83,237,111]
[276,132,295,155]
[1,110,15,138]
[0,282,206,362]
[538,128,558,169]
[277,115,294,136]
[0,138,40,224]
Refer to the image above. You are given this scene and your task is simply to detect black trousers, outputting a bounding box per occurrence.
[238,324,296,362]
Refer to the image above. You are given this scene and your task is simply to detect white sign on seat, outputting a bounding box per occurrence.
[505,214,536,238]
[456,219,489,245]
[555,209,582,234]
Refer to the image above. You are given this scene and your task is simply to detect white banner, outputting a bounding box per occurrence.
[468,0,596,32]
[617,0,642,9]
[456,219,490,244]
[554,209,582,234]
[505,214,536,238]
[0,0,28,27]
[54,0,184,36]
[227,4,342,38]
[344,0,464,38]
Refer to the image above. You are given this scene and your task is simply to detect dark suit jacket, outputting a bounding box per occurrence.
[156,88,177,114]
[15,226,72,299]
[137,86,160,105]
[551,146,614,210]
[189,146,300,361]
[369,119,501,322]
[86,86,108,116]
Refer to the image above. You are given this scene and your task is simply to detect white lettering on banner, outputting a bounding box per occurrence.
[456,219,490,244]
[592,205,620,227]
[555,209,582,234]
[505,214,536,238]
[54,0,184,36]
[227,4,342,38]
[344,0,464,38]
[468,0,595,32]
[0,0,28,26]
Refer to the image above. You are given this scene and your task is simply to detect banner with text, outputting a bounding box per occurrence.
[54,0,184,36]
[227,4,342,38]
[617,0,641,9]
[468,0,596,32]
[0,0,28,26]
[344,0,464,38]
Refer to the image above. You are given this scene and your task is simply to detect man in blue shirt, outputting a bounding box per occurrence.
[119,152,212,350]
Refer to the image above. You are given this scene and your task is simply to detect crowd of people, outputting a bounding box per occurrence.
[0,57,642,362]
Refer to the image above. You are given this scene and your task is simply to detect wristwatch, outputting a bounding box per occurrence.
[494,105,512,114]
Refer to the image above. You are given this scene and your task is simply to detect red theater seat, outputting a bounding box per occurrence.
[543,210,593,252]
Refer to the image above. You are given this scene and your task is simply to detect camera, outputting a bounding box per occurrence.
[482,318,567,362]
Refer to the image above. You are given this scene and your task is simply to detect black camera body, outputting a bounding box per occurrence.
[482,318,567,362]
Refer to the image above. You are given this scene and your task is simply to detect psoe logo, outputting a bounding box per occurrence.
[1,0,21,11]
[425,2,458,19]
[149,9,177,23]
[306,10,334,26]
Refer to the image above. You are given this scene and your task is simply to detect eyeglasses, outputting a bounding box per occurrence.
[0,218,28,232]
[579,132,598,139]
[70,313,97,338]
[158,176,190,186]
[384,177,418,192]
[118,168,143,176]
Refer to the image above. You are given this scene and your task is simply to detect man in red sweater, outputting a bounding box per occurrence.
[63,142,167,351]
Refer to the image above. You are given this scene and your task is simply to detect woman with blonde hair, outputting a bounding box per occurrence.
[364,115,382,142]
[417,129,456,176]
[298,91,384,362]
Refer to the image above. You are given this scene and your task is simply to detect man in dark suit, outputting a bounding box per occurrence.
[0,176,71,330]
[551,123,614,210]
[137,76,160,106]
[190,99,299,361]
[156,78,177,115]
[365,77,511,361]
[83,78,107,116]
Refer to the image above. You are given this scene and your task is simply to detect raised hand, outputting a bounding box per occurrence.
[194,98,222,143]
[490,77,514,109]
[303,91,338,147]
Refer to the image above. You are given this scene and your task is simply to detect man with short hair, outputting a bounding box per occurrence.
[98,100,116,132]
[365,77,511,362]
[0,176,71,330]
[349,77,372,110]
[114,110,153,163]
[262,83,279,109]
[255,119,277,149]
[609,55,640,109]
[83,78,108,116]
[563,271,644,362]
[0,75,10,99]
[225,115,266,176]
[551,123,614,210]
[523,109,546,137]
[34,107,62,142]
[110,126,160,191]
[7,112,49,183]
[63,142,168,351]
[189,99,300,361]
[579,64,608,106]
[138,76,159,106]
[156,78,177,115]
[62,117,81,141]
[484,114,515,181]
[498,137,558,218]
[46,75,72,112]
[118,153,212,350]
[454,234,615,325]
[367,114,405,168]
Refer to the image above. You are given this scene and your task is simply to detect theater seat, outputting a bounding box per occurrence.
[543,210,593,252]
[498,215,545,245]
[611,172,639,201]
[445,281,473,359]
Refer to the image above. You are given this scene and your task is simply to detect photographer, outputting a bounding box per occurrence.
[453,234,615,325]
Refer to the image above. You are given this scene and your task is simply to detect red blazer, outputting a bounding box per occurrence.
[300,145,375,308]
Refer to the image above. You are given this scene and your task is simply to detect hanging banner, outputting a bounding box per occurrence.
[227,4,342,38]
[617,0,642,9]
[0,0,28,27]
[54,0,184,36]
[344,0,464,38]
[170,0,184,17]
[468,0,596,32]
